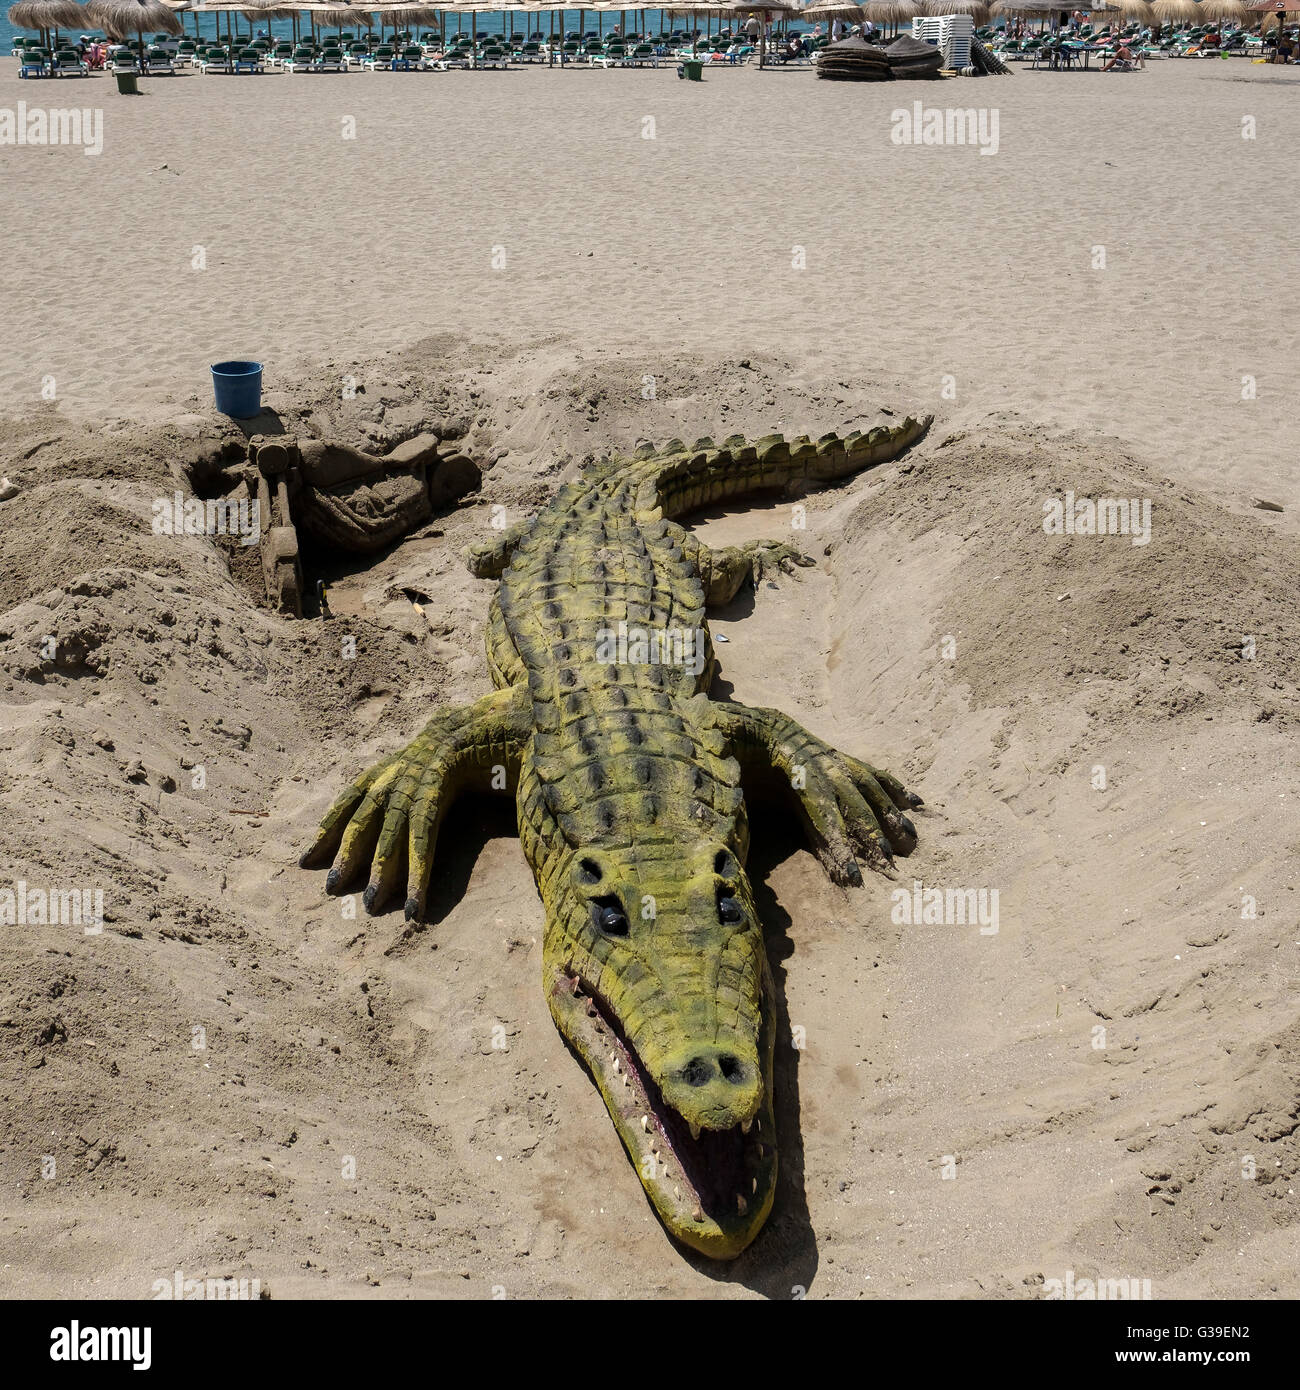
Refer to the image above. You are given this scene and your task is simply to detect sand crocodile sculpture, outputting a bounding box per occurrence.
[302,417,930,1258]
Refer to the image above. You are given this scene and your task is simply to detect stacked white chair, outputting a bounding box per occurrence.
[911,13,974,70]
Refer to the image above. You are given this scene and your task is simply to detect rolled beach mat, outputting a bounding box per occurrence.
[884,33,944,77]
[814,36,893,79]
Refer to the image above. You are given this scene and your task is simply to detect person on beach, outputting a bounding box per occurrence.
[745,13,760,43]
[1102,41,1143,68]
[1273,8,1294,62]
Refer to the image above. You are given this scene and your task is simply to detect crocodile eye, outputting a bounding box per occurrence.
[718,895,744,925]
[592,897,629,937]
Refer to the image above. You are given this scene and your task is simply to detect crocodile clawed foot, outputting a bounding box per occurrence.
[301,687,529,921]
[748,541,815,587]
[793,751,903,885]
[715,701,921,886]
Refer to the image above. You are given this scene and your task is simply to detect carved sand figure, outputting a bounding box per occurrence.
[302,418,931,1257]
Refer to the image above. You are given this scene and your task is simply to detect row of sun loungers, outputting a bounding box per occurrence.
[11,34,680,77]
[989,22,1273,63]
[18,47,92,77]
[11,28,840,77]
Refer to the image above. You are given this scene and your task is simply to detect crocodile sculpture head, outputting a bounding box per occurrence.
[546,835,775,1259]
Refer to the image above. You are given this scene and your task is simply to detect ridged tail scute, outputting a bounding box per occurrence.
[623,414,931,518]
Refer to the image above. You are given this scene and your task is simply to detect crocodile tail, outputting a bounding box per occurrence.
[628,417,931,519]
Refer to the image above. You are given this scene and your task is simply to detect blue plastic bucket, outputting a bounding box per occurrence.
[210,360,263,418]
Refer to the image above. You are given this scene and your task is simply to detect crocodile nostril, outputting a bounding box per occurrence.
[680,1056,715,1088]
[678,1052,748,1088]
[718,1054,745,1083]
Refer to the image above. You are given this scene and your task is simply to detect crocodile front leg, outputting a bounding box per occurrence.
[713,701,922,885]
[301,684,531,919]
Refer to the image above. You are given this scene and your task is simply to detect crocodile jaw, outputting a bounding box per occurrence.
[549,967,777,1260]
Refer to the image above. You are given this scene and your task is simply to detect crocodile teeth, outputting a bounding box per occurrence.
[693,1207,705,1223]
[641,1115,651,1133]
[611,1054,620,1074]
[674,1186,681,1201]
[741,1118,752,1135]
[736,1194,748,1215]
[689,1122,701,1141]
[751,1176,758,1194]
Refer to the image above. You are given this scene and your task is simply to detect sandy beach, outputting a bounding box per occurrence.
[1,53,1298,1300]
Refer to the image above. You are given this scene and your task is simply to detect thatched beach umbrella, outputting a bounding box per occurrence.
[918,0,989,17]
[189,0,259,43]
[9,0,92,49]
[1258,0,1300,42]
[856,0,916,35]
[372,0,443,40]
[663,0,739,49]
[1149,0,1198,23]
[801,0,865,18]
[731,0,800,63]
[235,0,289,40]
[1073,0,1153,27]
[859,0,917,28]
[317,3,371,37]
[85,0,181,65]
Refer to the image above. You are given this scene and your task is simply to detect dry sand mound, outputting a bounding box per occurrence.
[0,341,1296,1298]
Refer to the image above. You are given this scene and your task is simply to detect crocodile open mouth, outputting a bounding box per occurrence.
[549,967,777,1258]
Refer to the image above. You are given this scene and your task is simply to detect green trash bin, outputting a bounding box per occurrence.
[116,70,139,94]
[682,58,703,80]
